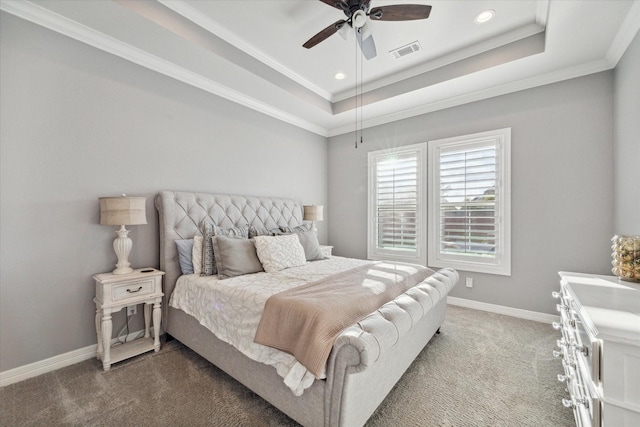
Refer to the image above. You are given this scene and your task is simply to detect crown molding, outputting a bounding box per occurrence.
[535,0,550,28]
[0,0,329,137]
[605,0,640,67]
[328,57,613,136]
[157,0,334,102]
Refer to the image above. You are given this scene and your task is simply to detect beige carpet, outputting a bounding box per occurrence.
[1,306,574,426]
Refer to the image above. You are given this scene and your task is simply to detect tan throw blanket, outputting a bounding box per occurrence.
[254,261,434,377]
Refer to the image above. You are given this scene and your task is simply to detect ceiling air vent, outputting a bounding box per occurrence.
[390,41,422,59]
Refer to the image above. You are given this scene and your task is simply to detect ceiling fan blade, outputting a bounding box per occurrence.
[318,0,348,11]
[303,20,347,49]
[357,25,377,60]
[369,4,432,21]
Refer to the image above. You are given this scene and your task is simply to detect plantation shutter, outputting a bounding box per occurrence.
[375,152,418,252]
[438,142,497,257]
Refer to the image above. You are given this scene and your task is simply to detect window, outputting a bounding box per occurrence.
[428,128,511,275]
[368,143,427,265]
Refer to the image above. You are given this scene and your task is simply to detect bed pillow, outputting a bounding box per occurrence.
[254,234,307,273]
[296,230,325,261]
[192,236,203,275]
[175,239,194,275]
[212,235,263,279]
[201,222,250,276]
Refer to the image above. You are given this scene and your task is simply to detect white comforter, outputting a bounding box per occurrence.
[169,256,373,395]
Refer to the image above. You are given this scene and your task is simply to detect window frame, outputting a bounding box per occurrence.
[367,142,427,265]
[427,128,512,276]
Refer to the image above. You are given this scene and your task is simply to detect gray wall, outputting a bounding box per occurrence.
[0,14,327,372]
[328,72,615,315]
[613,30,640,235]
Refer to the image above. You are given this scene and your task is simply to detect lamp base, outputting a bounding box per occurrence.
[112,266,134,275]
[112,225,134,275]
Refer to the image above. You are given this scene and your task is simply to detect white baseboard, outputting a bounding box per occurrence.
[2,301,556,387]
[0,330,148,387]
[447,296,559,324]
[0,343,97,387]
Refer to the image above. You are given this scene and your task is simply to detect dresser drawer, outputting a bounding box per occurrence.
[112,279,156,301]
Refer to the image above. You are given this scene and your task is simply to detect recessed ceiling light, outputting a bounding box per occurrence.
[475,9,495,24]
[334,72,346,80]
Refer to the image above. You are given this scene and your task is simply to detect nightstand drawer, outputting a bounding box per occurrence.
[112,279,155,301]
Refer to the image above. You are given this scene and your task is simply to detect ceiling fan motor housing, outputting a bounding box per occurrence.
[352,10,367,28]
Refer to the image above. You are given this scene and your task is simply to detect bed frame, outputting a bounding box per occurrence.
[155,190,458,427]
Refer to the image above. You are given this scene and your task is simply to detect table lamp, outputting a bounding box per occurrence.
[99,195,147,275]
[303,205,324,232]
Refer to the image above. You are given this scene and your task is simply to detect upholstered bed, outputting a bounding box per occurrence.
[155,190,459,427]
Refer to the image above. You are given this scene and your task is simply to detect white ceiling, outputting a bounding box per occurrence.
[2,0,639,136]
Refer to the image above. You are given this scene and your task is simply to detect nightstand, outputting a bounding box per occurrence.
[320,245,333,257]
[93,268,164,371]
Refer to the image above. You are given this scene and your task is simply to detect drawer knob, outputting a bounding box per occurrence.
[562,397,589,409]
[556,303,569,313]
[552,291,561,299]
[126,286,143,294]
[556,339,568,348]
[552,350,563,359]
[557,373,574,383]
[552,322,562,330]
[572,343,589,357]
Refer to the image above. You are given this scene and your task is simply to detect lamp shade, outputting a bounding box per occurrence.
[99,196,147,226]
[303,205,324,222]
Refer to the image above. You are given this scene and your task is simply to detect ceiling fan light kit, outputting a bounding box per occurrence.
[304,0,433,149]
[304,0,432,60]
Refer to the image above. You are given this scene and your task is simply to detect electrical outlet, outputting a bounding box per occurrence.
[466,277,473,288]
[127,305,137,316]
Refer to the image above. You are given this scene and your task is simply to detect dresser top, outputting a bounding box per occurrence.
[559,271,640,343]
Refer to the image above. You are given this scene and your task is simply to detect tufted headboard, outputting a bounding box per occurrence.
[155,191,304,323]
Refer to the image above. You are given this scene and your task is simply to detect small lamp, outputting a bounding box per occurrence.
[303,205,324,232]
[99,195,147,275]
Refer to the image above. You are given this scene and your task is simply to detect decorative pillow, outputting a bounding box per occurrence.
[254,234,307,273]
[248,225,282,238]
[201,223,249,276]
[201,222,217,276]
[212,236,264,279]
[279,223,311,234]
[214,224,249,239]
[175,239,194,275]
[192,236,203,275]
[296,230,325,261]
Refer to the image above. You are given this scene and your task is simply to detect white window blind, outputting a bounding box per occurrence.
[376,153,417,250]
[439,144,497,257]
[368,143,426,265]
[428,129,511,275]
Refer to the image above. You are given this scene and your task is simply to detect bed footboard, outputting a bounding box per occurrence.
[324,268,459,426]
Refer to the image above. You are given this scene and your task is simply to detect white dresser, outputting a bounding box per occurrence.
[553,272,640,427]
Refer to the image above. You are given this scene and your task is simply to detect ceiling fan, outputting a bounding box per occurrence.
[303,0,432,60]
